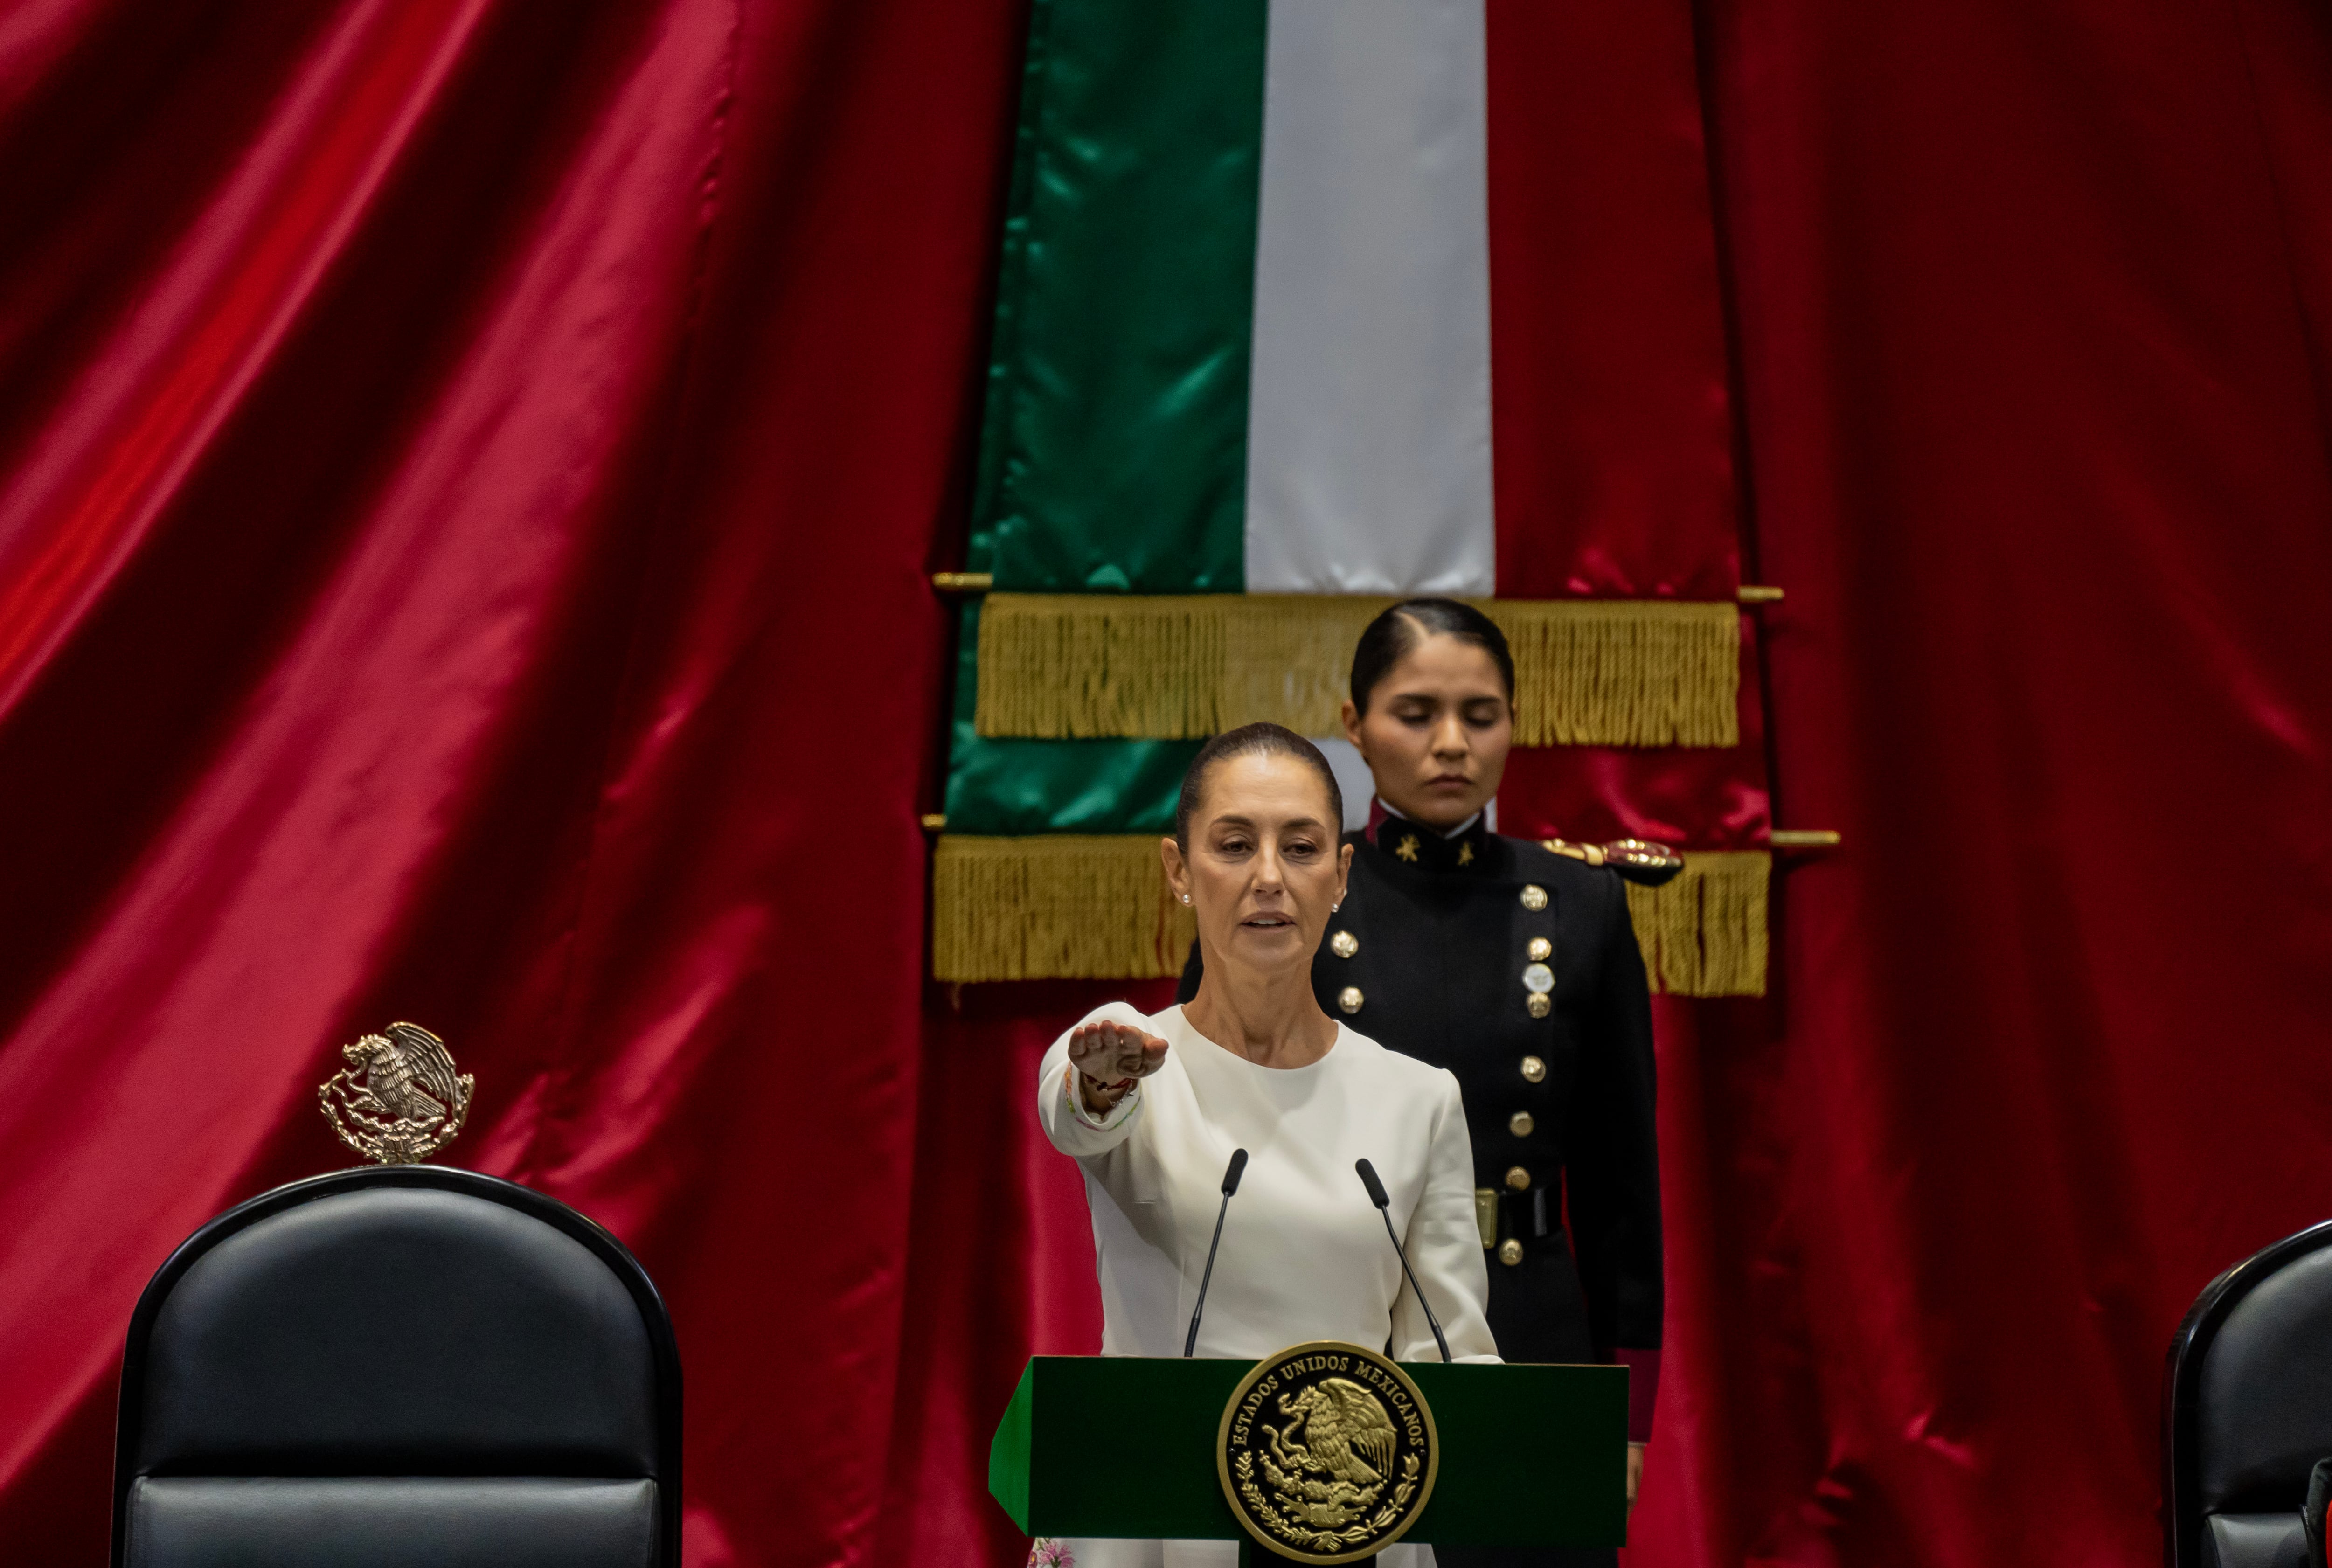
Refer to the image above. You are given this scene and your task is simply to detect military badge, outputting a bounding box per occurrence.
[319,1021,473,1165]
[1217,1340,1438,1563]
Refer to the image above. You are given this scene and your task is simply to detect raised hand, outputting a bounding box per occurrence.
[1066,1018,1169,1114]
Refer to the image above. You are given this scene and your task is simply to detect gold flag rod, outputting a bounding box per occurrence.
[1769,829,1842,848]
[951,574,1776,602]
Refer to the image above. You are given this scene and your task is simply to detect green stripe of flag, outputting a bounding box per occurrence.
[969,0,1268,595]
[941,601,1199,835]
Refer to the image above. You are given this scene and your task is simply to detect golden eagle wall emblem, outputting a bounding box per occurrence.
[1218,1340,1439,1563]
[318,1022,473,1165]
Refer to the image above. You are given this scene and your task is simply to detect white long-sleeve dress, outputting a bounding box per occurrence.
[1037,1001,1497,1568]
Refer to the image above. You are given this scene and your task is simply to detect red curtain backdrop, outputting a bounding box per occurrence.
[1674,4,2332,1563]
[0,1,1028,1561]
[1484,0,1740,601]
[2,7,2331,1568]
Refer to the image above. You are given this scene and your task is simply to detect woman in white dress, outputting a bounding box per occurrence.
[1037,722,1496,1568]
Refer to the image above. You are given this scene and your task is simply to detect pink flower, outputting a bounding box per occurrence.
[1027,1540,1073,1568]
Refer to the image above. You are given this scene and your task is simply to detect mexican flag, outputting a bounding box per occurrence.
[935,0,1769,994]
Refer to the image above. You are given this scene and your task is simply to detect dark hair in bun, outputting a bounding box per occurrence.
[1173,723,1345,848]
[1349,598,1515,714]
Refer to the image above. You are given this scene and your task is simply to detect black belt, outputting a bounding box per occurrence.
[1504,1183,1554,1242]
[1475,1174,1560,1252]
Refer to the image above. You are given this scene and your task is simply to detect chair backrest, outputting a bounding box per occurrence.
[2165,1218,2332,1568]
[114,1165,681,1568]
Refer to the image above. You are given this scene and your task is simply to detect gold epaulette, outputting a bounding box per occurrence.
[1541,837,1688,888]
[1541,837,1607,867]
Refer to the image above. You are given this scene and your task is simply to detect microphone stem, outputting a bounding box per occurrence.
[1378,1209,1451,1363]
[1185,1189,1234,1358]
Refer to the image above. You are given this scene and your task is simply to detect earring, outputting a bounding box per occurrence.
[1332,902,1341,913]
[1181,894,1191,904]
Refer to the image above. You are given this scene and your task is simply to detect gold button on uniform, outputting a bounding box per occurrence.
[1509,1111,1534,1138]
[1527,993,1552,1019]
[1527,936,1552,961]
[1520,883,1548,911]
[1499,1238,1524,1266]
[1338,986,1364,1014]
[1520,1054,1546,1083]
[1330,930,1359,958]
[1505,1166,1532,1191]
[1522,962,1555,994]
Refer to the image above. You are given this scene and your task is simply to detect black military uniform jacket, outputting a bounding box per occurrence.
[1179,811,1663,1430]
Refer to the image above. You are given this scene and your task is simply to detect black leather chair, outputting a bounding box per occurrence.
[112,1165,681,1568]
[2165,1218,2332,1568]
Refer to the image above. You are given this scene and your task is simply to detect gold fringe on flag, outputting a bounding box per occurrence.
[974,594,1740,748]
[1624,850,1770,998]
[931,834,1193,983]
[1495,600,1741,748]
[931,834,1769,994]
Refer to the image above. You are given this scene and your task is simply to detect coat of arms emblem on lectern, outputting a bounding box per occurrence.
[1218,1340,1440,1564]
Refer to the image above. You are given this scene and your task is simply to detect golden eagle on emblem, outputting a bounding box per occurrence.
[319,1022,473,1165]
[1276,1378,1400,1487]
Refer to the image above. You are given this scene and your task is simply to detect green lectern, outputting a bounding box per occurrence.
[990,1346,1628,1563]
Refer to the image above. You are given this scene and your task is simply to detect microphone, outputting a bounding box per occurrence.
[1184,1148,1249,1357]
[1355,1158,1451,1363]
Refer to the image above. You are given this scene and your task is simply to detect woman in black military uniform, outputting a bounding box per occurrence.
[1180,600,1664,1567]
